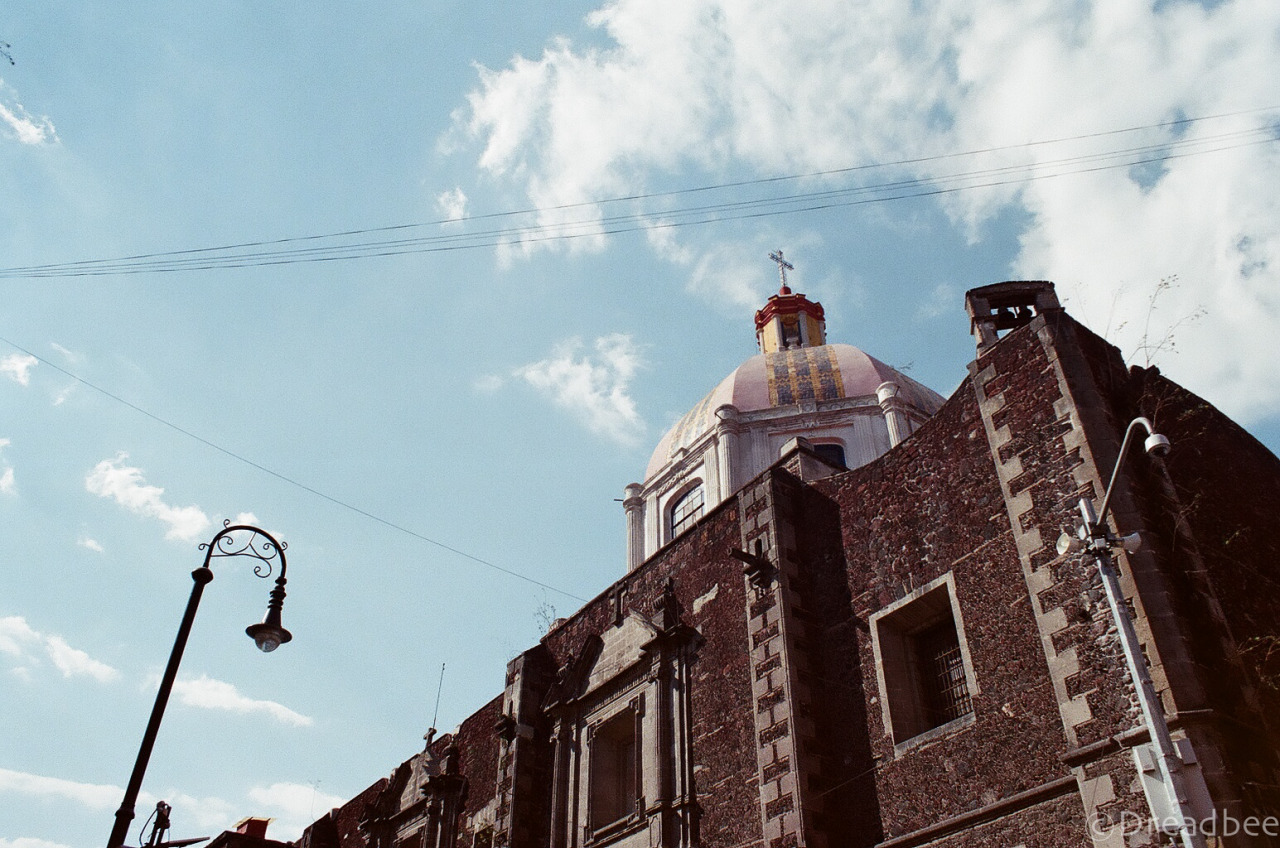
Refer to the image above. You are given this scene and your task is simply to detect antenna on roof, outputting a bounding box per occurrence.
[426,662,446,744]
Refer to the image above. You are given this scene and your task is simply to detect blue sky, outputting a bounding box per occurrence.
[3,1,1279,846]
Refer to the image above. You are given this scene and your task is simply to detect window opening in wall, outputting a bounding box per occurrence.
[915,618,972,725]
[669,484,705,540]
[590,708,639,830]
[873,582,974,744]
[781,316,802,348]
[813,443,846,468]
[472,826,493,848]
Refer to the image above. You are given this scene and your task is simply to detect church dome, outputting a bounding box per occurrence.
[644,343,944,480]
[623,251,947,572]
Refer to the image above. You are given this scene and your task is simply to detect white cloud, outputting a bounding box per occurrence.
[52,384,76,405]
[0,838,75,848]
[0,437,12,496]
[79,537,105,553]
[436,187,469,221]
[1,353,37,386]
[916,283,957,320]
[0,768,120,810]
[515,333,646,446]
[0,83,57,146]
[0,615,38,658]
[49,342,80,365]
[171,674,314,727]
[454,0,1280,425]
[84,454,212,542]
[647,229,769,310]
[49,345,81,405]
[44,635,119,682]
[162,791,239,831]
[0,616,119,683]
[246,783,348,840]
[473,373,506,393]
[0,768,240,837]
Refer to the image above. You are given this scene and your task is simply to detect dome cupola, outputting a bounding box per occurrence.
[622,253,946,571]
[754,251,827,351]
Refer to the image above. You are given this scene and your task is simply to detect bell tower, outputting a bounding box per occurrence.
[754,250,827,352]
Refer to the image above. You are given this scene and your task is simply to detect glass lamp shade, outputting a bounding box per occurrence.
[246,617,292,653]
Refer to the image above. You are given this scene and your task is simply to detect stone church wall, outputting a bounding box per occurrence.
[533,495,762,848]
[809,338,1101,845]
[305,295,1280,848]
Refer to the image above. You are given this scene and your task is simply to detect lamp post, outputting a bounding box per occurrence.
[106,521,294,848]
[1057,417,1204,848]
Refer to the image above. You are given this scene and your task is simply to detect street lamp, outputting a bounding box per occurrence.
[106,521,293,848]
[1056,417,1204,848]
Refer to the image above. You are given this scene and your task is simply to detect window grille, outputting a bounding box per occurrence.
[669,485,705,539]
[916,620,973,725]
[871,580,976,744]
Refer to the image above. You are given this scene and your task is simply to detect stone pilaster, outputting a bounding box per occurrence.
[492,648,554,848]
[736,472,825,848]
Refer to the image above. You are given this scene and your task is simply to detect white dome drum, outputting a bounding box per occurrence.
[623,268,946,571]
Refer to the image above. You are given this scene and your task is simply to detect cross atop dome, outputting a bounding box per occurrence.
[755,251,826,352]
[769,249,794,293]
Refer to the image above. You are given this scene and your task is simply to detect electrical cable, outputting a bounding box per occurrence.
[1,108,1275,279]
[6,127,1273,277]
[6,105,1273,274]
[14,122,1267,275]
[3,109,1277,600]
[0,335,589,602]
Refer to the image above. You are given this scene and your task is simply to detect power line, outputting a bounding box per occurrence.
[2,108,1276,279]
[0,334,589,603]
[10,105,1275,271]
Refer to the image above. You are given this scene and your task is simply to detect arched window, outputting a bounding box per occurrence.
[668,483,705,540]
[813,442,846,468]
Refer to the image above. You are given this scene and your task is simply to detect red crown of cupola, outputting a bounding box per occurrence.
[754,284,826,331]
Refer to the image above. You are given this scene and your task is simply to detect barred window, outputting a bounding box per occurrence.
[915,619,973,725]
[871,579,975,746]
[668,484,704,540]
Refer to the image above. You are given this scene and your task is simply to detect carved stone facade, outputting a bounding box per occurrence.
[302,282,1280,848]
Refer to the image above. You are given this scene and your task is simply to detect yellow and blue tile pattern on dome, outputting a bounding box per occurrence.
[766,346,845,406]
[665,389,721,455]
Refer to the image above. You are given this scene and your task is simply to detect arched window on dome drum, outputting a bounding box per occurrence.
[668,484,705,540]
[781,316,802,348]
[813,442,846,468]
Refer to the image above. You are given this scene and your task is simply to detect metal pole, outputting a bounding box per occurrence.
[107,567,214,848]
[1081,422,1206,848]
[1093,545,1204,848]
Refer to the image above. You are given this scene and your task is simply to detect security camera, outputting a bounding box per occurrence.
[1144,432,1171,458]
